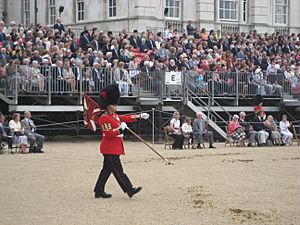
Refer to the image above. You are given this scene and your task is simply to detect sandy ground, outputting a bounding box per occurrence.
[0,139,299,225]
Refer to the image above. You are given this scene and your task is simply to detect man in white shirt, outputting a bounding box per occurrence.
[21,111,44,153]
[279,114,293,145]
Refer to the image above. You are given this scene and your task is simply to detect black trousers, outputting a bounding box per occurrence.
[170,134,184,149]
[94,154,133,194]
[0,136,13,149]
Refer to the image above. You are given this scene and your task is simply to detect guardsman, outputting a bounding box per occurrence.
[94,84,149,198]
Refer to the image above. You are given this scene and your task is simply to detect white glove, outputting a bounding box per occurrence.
[119,122,127,131]
[140,113,150,120]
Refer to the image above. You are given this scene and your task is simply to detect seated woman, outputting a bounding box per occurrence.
[169,111,184,150]
[9,113,28,154]
[228,115,246,147]
[279,114,293,145]
[181,118,193,146]
[264,115,282,146]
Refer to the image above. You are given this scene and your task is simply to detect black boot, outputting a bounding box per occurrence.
[127,187,142,198]
[95,192,112,198]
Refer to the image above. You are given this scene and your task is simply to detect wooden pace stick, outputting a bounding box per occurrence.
[125,126,173,165]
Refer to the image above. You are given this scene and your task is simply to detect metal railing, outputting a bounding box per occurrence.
[185,71,231,127]
[0,64,299,105]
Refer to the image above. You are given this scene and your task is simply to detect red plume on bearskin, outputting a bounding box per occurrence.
[83,95,102,132]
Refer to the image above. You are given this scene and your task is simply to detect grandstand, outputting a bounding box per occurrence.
[0,20,299,140]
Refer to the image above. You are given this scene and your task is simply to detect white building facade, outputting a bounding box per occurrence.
[5,0,300,34]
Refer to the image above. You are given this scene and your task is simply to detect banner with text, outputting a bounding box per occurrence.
[165,72,182,85]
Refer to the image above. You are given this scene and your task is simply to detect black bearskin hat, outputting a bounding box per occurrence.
[99,84,120,109]
[253,94,263,106]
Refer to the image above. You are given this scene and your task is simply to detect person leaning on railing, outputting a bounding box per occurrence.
[83,63,95,93]
[291,71,300,94]
[30,60,45,92]
[63,60,76,92]
[19,58,31,91]
[114,61,131,96]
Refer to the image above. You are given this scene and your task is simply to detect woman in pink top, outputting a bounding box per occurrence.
[228,115,246,147]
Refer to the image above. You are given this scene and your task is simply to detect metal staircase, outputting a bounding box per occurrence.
[185,87,229,139]
[182,72,235,139]
[282,93,300,106]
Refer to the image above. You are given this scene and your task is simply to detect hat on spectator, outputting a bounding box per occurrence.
[99,84,120,109]
[253,94,263,106]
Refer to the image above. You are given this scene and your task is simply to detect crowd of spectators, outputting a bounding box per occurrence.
[0,19,300,95]
[165,108,295,150]
[228,112,294,147]
[166,111,216,150]
[0,111,44,154]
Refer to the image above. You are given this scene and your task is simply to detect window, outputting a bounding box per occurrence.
[49,0,56,25]
[242,0,247,22]
[108,0,117,17]
[219,0,237,21]
[275,0,287,24]
[24,0,30,28]
[77,0,85,21]
[165,0,180,18]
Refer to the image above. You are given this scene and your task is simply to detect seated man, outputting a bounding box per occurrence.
[252,110,269,147]
[21,111,44,153]
[0,115,13,154]
[193,112,216,149]
[239,111,257,147]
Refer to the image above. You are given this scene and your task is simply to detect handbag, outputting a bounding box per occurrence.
[236,127,244,134]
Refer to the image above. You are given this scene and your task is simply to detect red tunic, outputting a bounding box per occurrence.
[98,112,139,155]
[253,105,266,114]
